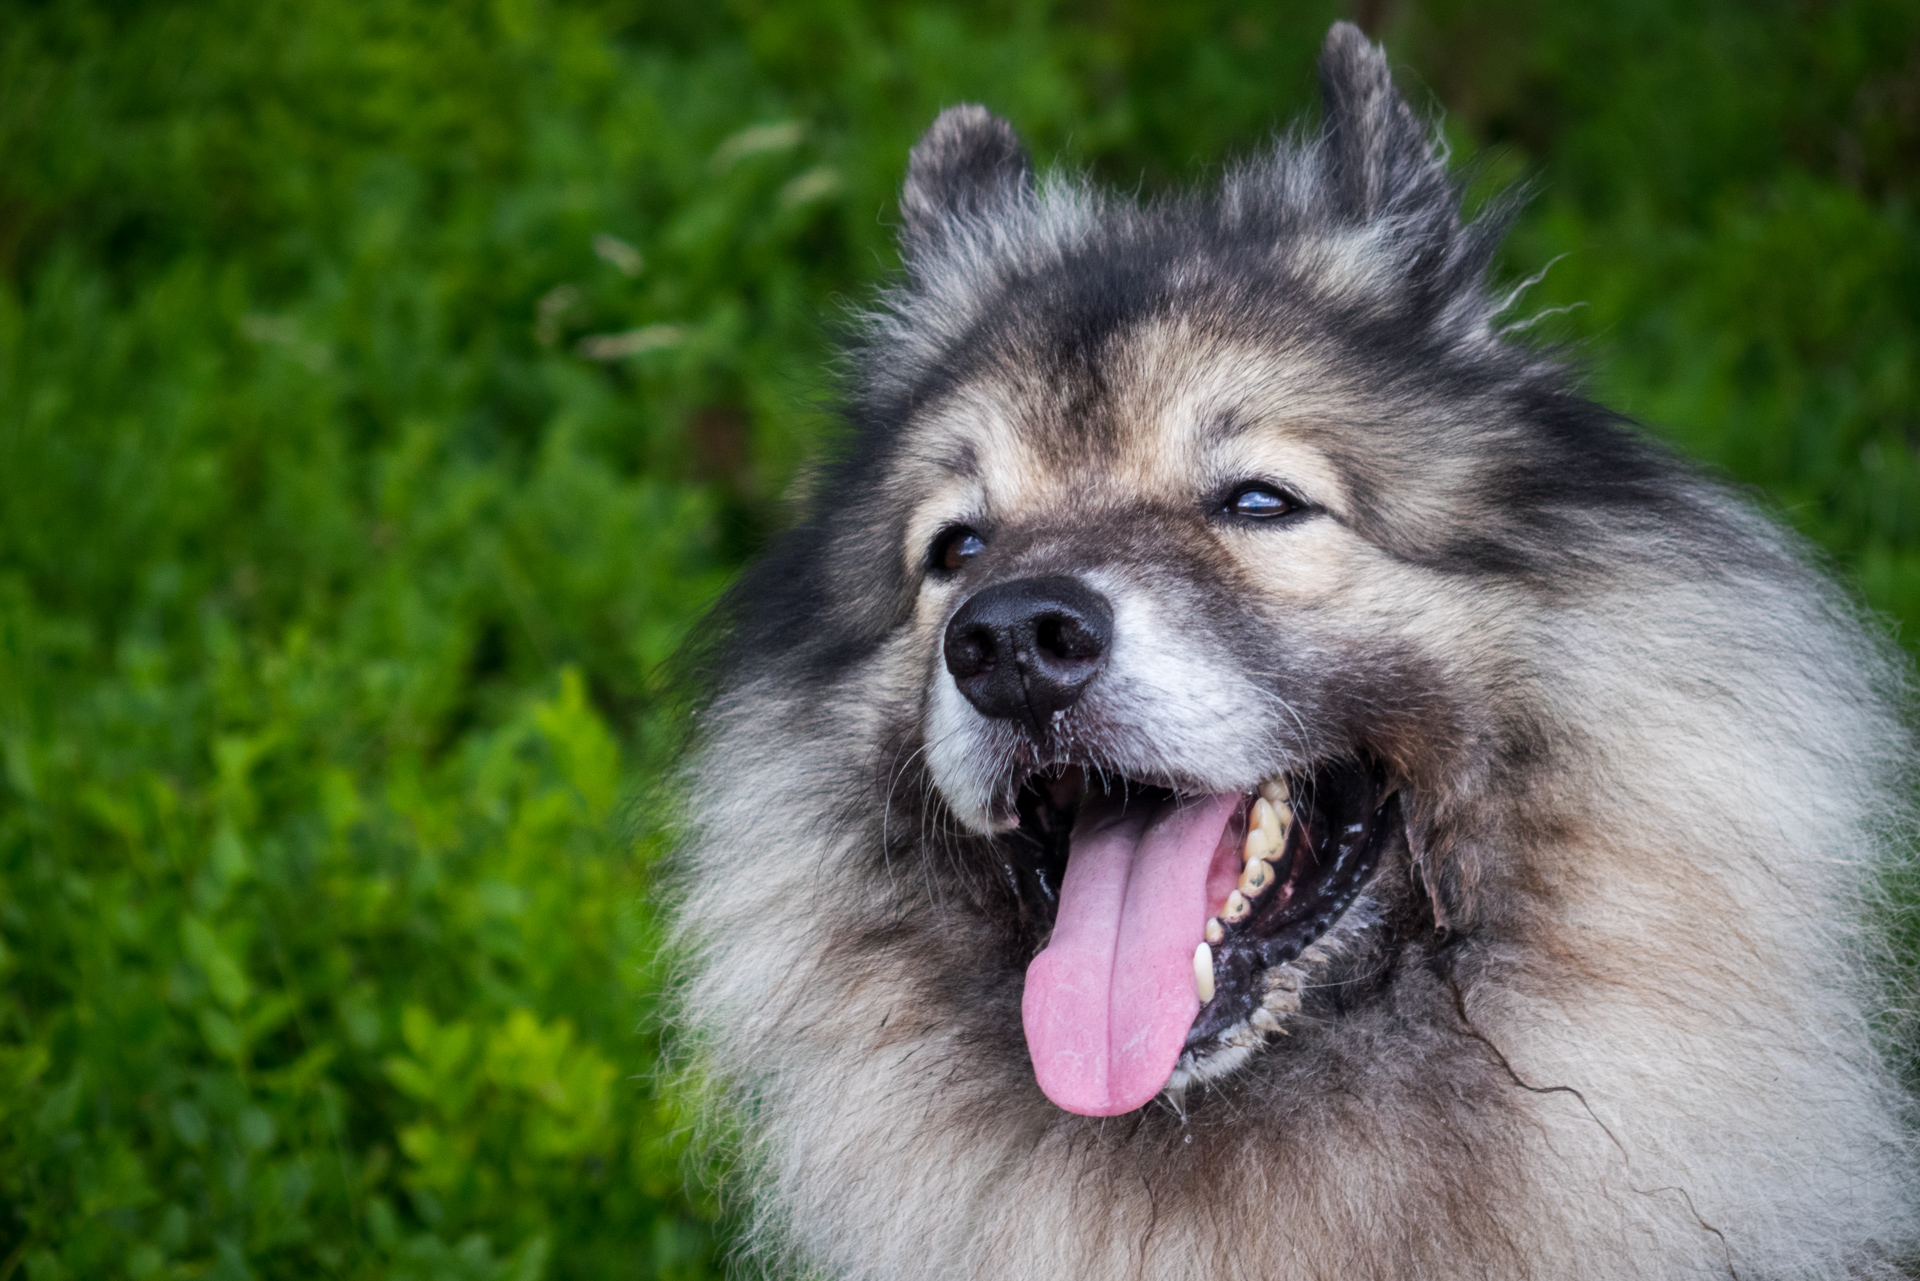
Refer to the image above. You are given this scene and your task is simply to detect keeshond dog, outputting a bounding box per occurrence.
[674,23,1920,1280]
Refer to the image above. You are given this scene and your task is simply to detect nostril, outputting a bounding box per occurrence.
[946,624,996,681]
[1034,613,1104,664]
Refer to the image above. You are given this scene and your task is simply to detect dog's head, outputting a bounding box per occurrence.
[722,24,1721,1115]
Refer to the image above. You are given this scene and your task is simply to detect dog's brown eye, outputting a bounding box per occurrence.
[931,526,986,573]
[1225,484,1300,520]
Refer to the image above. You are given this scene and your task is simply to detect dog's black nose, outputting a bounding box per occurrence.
[944,576,1113,732]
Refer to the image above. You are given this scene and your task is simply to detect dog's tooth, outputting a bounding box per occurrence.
[1251,795,1282,856]
[1193,943,1215,1003]
[1250,796,1275,832]
[1240,859,1274,895]
[1260,777,1290,805]
[1222,891,1251,923]
[1204,918,1225,945]
[1243,825,1273,863]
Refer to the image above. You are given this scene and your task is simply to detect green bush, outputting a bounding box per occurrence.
[1,1,1915,1276]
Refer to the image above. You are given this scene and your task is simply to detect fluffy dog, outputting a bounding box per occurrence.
[674,23,1920,1279]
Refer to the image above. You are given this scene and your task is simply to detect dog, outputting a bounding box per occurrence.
[673,23,1920,1279]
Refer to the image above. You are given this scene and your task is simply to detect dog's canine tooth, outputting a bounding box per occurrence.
[1193,943,1215,1003]
[1240,859,1274,895]
[1204,918,1225,945]
[1221,890,1251,923]
[1250,795,1275,834]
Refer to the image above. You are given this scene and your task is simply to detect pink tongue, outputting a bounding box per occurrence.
[1022,791,1242,1116]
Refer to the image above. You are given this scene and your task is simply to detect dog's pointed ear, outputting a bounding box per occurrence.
[1316,23,1445,221]
[900,105,1033,249]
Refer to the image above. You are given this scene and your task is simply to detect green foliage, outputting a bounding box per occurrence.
[0,0,1914,1276]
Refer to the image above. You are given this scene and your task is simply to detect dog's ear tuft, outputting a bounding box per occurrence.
[1316,23,1445,221]
[901,105,1032,248]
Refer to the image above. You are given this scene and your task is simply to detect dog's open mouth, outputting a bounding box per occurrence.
[1003,760,1394,1115]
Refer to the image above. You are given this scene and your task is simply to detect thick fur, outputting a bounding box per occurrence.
[673,24,1920,1280]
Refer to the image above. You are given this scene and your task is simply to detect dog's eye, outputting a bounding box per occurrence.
[930,525,986,573]
[1224,483,1302,520]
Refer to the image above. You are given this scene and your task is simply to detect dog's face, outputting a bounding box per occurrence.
[863,111,1668,1110]
[895,328,1445,1109]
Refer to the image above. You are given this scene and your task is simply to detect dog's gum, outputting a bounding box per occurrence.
[1193,942,1215,1003]
[1222,890,1251,923]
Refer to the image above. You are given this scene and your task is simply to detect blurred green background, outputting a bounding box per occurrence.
[1,0,1916,1276]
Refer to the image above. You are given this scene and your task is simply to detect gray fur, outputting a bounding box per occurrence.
[673,23,1920,1280]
